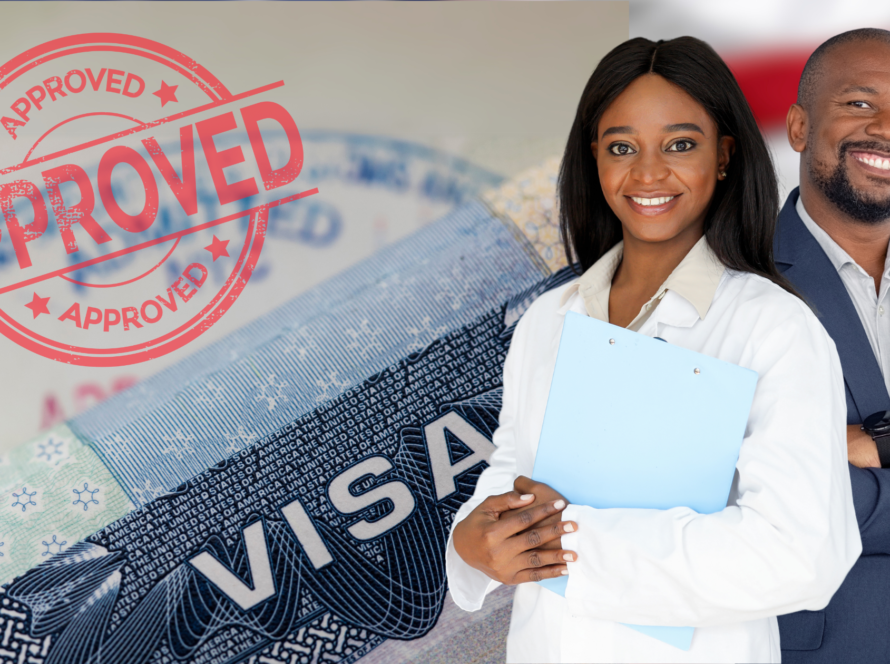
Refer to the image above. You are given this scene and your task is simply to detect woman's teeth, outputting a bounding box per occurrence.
[855,154,890,171]
[630,196,676,206]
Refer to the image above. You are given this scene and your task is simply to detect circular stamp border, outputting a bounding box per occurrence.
[0,33,267,366]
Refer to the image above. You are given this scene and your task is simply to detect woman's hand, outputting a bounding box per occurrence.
[503,476,569,551]
[452,489,578,585]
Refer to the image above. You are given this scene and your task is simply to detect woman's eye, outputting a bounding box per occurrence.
[608,143,635,156]
[667,140,696,152]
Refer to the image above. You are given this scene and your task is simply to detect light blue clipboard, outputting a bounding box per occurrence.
[531,312,758,651]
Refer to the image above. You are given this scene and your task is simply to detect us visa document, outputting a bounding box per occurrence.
[0,158,571,664]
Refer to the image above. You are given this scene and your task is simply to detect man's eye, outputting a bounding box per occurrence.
[850,101,871,109]
[608,143,635,156]
[667,140,696,152]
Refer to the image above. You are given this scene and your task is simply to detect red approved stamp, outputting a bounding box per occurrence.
[0,33,315,365]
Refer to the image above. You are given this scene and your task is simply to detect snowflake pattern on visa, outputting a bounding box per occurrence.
[39,535,66,557]
[72,196,551,504]
[10,488,36,513]
[34,439,64,465]
[0,425,132,585]
[71,484,99,512]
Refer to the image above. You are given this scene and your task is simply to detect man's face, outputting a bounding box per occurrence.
[804,40,890,223]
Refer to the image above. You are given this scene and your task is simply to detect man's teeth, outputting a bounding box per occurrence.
[856,154,890,171]
[630,196,676,206]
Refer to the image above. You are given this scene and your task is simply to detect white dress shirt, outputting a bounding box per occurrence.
[797,196,890,396]
[446,237,861,663]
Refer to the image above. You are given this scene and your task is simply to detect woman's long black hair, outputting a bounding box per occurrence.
[559,36,797,295]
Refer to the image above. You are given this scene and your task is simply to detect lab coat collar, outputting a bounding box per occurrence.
[556,235,725,327]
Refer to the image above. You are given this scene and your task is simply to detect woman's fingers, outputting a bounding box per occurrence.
[513,475,537,494]
[522,547,578,570]
[509,520,577,555]
[512,563,570,585]
[479,490,535,518]
[456,491,573,585]
[499,499,567,537]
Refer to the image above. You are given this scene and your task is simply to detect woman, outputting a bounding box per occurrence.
[446,37,861,663]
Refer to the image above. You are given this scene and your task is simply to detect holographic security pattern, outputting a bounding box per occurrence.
[0,157,567,664]
[2,267,575,664]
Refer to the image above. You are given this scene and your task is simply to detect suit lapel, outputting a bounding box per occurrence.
[775,189,890,420]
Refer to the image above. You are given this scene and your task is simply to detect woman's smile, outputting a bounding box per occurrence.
[626,193,682,215]
[592,73,733,248]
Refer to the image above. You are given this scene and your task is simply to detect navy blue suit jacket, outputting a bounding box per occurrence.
[776,189,890,662]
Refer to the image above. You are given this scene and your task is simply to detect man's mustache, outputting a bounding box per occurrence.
[838,140,890,158]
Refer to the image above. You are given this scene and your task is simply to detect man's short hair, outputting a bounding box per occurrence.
[798,28,890,109]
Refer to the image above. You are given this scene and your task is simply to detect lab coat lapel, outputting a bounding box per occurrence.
[775,189,890,418]
[645,291,700,337]
[554,288,587,350]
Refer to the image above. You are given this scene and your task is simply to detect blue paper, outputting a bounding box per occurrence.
[624,624,695,651]
[532,312,758,650]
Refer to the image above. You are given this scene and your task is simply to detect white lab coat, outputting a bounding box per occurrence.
[446,269,861,663]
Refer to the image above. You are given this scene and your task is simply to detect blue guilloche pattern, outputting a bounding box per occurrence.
[0,151,571,663]
[2,270,576,664]
[71,200,545,508]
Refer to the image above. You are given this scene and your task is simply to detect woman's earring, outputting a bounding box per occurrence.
[718,170,728,179]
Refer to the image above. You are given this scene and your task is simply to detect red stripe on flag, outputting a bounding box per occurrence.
[724,50,812,129]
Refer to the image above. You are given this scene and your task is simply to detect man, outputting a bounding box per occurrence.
[777,28,890,663]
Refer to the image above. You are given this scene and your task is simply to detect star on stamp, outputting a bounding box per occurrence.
[0,34,317,365]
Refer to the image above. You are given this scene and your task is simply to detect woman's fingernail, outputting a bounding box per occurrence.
[553,499,566,510]
[520,494,534,501]
[561,569,569,576]
[564,523,575,533]
[563,553,575,562]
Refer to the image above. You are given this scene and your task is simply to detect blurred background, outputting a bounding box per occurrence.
[5,0,890,452]
[632,0,890,199]
[0,1,626,451]
[4,3,890,663]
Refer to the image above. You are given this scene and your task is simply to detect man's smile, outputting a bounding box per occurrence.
[850,151,890,175]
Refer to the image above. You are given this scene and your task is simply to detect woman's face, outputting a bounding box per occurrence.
[592,74,734,246]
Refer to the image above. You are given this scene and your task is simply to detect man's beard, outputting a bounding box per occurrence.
[810,141,890,224]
